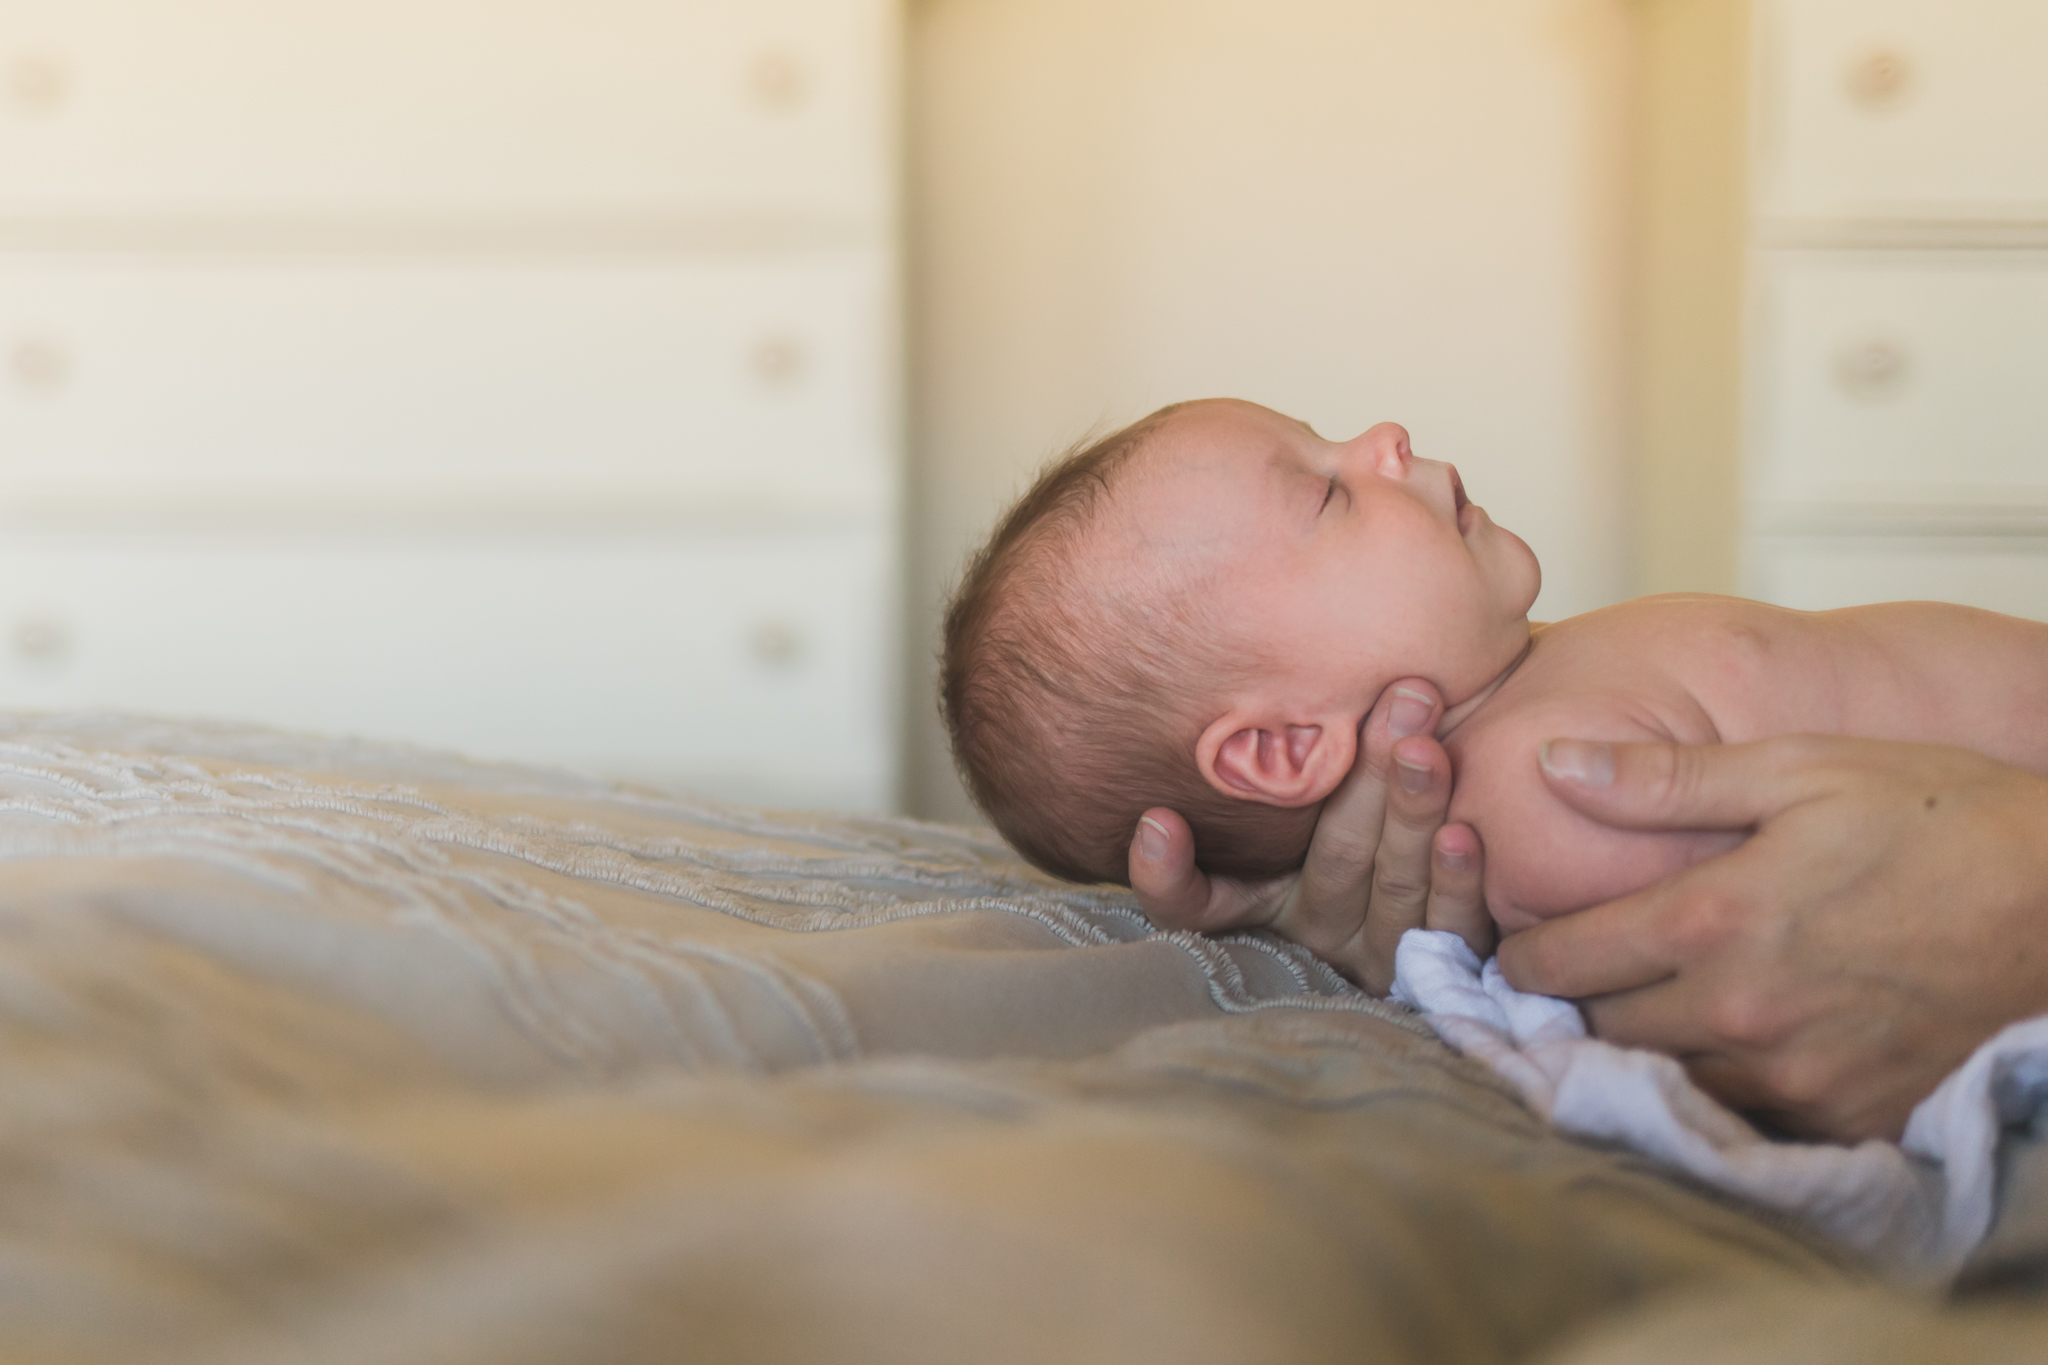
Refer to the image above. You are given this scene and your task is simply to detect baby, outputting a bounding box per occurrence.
[940,398,2048,932]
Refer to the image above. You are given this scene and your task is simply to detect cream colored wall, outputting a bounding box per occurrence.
[904,0,1642,822]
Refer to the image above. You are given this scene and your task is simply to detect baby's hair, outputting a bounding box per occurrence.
[940,403,1320,885]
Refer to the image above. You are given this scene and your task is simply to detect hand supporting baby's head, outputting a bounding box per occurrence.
[941,399,1540,885]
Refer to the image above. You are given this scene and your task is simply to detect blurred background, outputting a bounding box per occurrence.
[1,0,2043,823]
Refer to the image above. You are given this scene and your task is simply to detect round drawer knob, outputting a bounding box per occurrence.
[1834,337,1910,401]
[748,621,804,669]
[4,54,70,116]
[12,617,71,666]
[1844,47,1912,112]
[750,335,806,387]
[8,337,71,396]
[748,49,811,112]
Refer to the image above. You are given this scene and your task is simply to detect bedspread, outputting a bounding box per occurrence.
[0,713,2040,1364]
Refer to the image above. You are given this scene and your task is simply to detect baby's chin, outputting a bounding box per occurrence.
[1492,523,1544,619]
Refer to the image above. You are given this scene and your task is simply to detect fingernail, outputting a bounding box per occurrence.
[1395,755,1432,794]
[1437,846,1471,872]
[1539,739,1614,786]
[1137,816,1169,861]
[1388,687,1434,738]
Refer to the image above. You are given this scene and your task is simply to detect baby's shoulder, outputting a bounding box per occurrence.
[1514,593,1826,740]
[1532,594,1808,681]
[1445,678,1698,795]
[1444,604,1764,927]
[1465,597,1759,750]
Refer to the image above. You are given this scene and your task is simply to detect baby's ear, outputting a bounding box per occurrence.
[1197,711,1357,807]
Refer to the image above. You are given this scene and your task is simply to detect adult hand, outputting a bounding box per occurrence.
[1500,734,2048,1141]
[1128,678,1491,994]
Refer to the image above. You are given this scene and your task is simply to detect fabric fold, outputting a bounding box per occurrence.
[1391,928,2048,1281]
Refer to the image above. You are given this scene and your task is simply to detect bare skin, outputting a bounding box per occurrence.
[1137,728,2048,1143]
[1108,404,2048,940]
[1501,735,2048,1142]
[1131,677,1492,996]
[1098,401,2048,1140]
[1438,595,2048,931]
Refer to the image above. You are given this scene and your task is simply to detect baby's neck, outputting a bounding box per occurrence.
[1437,630,1540,738]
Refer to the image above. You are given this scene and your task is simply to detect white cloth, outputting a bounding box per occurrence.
[1391,928,2048,1282]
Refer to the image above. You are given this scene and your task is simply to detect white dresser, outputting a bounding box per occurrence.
[1744,0,2048,619]
[0,0,901,811]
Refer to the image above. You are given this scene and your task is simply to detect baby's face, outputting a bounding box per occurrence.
[1109,400,1541,716]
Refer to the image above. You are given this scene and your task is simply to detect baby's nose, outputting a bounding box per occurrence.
[1358,421,1413,472]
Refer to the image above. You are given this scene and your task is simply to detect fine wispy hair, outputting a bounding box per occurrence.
[940,405,1320,885]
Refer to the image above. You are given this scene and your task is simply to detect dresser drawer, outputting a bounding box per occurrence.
[1749,251,2048,507]
[0,252,895,515]
[1756,0,2048,221]
[0,0,891,222]
[1749,533,2048,624]
[0,529,897,811]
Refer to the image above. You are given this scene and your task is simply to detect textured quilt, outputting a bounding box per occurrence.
[1,713,2041,1364]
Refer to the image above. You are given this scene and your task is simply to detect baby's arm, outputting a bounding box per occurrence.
[1448,701,1742,935]
[1827,601,2048,772]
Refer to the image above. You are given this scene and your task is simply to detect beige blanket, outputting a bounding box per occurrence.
[1,714,2035,1363]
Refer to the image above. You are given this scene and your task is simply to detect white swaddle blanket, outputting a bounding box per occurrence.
[1392,929,2048,1282]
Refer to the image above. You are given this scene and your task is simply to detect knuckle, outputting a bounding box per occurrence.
[1651,743,1713,815]
[1314,831,1381,880]
[1370,861,1429,909]
[1387,782,1450,826]
[1757,1052,1835,1111]
[1666,887,1750,957]
[1701,984,1786,1049]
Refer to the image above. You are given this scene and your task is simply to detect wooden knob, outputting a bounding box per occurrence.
[11,617,70,665]
[5,54,70,116]
[750,335,805,387]
[1844,47,1912,112]
[747,49,810,113]
[8,338,71,395]
[1834,337,1909,401]
[748,621,803,669]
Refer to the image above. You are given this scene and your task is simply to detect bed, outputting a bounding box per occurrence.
[2,712,2043,1363]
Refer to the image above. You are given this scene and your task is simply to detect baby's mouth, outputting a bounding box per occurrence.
[1452,467,1482,534]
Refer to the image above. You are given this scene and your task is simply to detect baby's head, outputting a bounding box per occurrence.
[941,399,1540,884]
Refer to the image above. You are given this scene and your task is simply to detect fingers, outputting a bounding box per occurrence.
[1493,862,1720,999]
[1128,807,1239,931]
[1282,682,1447,988]
[1569,971,1726,1057]
[1675,1054,1778,1117]
[1424,823,1493,960]
[1288,682,1435,911]
[1535,734,1848,833]
[1344,731,1453,989]
[1128,806,1288,934]
[1131,676,1477,996]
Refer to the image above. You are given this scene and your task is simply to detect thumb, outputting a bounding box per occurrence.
[1535,735,1838,833]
